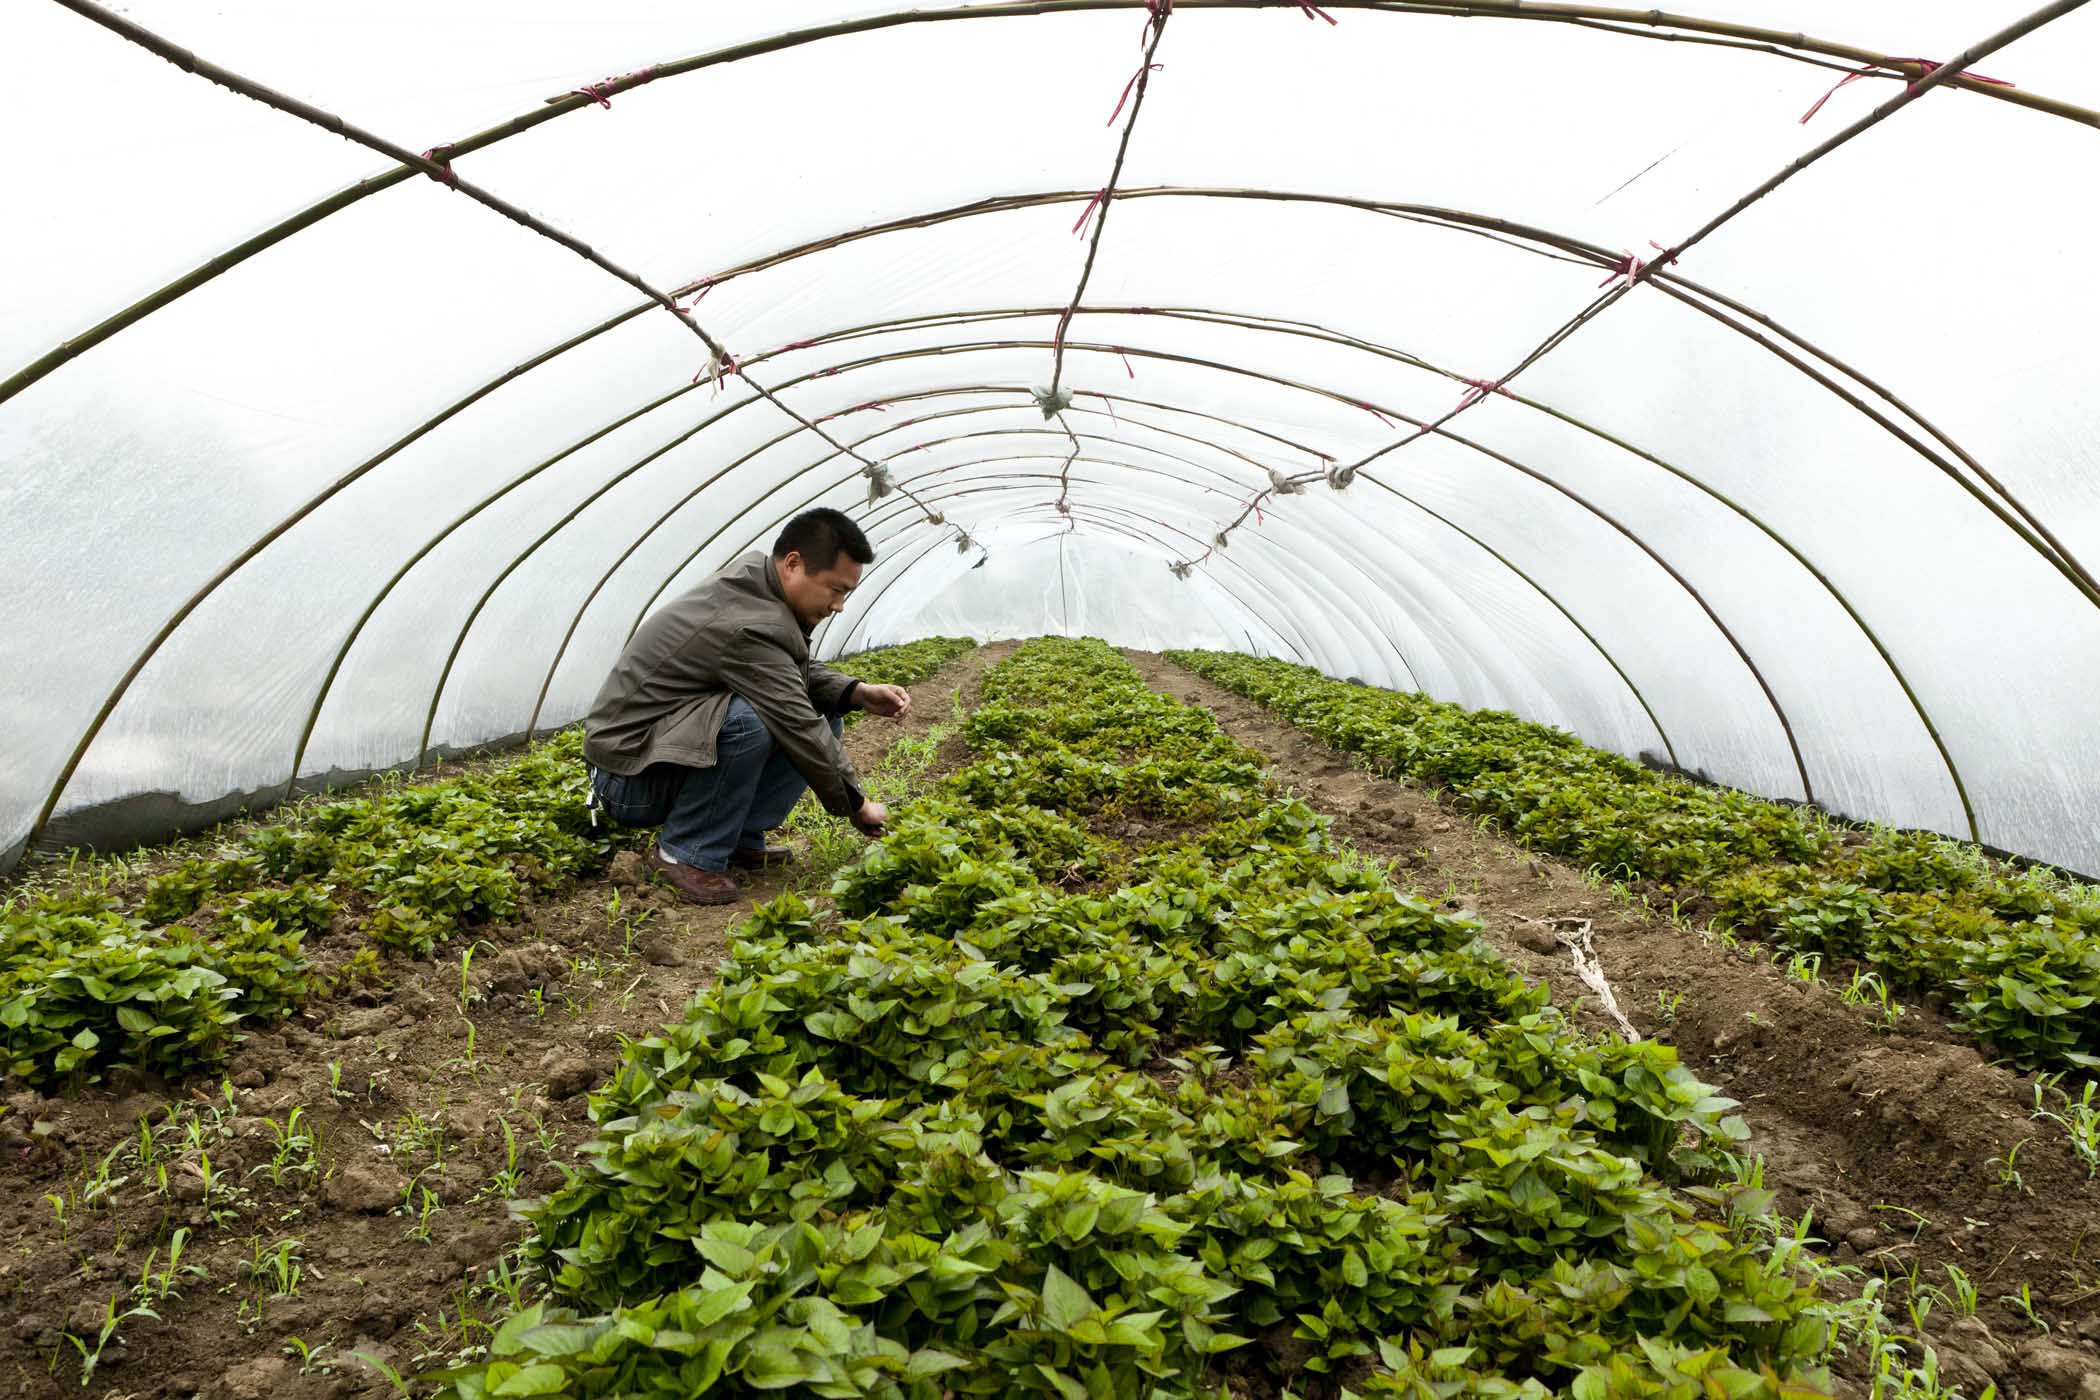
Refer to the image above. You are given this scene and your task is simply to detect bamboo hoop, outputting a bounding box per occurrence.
[26,185,2077,855]
[827,487,1338,664]
[10,0,2091,410]
[849,468,1443,691]
[1201,0,2093,574]
[1049,0,1171,398]
[360,323,1868,813]
[40,0,957,544]
[638,335,1820,800]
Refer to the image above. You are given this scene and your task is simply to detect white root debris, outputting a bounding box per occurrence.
[1522,916,1639,1041]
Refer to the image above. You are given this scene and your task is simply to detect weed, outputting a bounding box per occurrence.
[133,1228,205,1306]
[1988,1139,2033,1196]
[2000,1281,2049,1334]
[58,1297,156,1387]
[1941,1263,1978,1317]
[282,1336,337,1375]
[2031,1078,2100,1178]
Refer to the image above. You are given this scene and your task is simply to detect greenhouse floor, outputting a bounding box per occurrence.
[1,642,2095,1398]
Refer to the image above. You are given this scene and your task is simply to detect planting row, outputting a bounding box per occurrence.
[0,640,972,1090]
[1166,650,2100,1072]
[442,638,1835,1399]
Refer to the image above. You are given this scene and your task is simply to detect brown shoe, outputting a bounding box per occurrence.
[644,846,739,905]
[728,843,793,871]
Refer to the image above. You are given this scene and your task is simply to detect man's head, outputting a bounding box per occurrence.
[772,508,875,629]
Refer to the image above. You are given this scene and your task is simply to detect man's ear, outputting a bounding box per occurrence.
[778,549,803,579]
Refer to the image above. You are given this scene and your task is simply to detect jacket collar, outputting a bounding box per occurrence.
[758,552,814,637]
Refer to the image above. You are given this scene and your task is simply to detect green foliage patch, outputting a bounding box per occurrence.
[1,640,978,1088]
[442,639,1831,1399]
[1169,650,2100,1071]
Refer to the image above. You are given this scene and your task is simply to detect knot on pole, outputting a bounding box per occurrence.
[1033,385,1075,419]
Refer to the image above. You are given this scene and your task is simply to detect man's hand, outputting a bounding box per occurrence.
[853,799,889,833]
[857,683,911,719]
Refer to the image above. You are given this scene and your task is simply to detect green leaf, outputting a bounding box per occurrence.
[1040,1266,1095,1332]
[490,1363,569,1396]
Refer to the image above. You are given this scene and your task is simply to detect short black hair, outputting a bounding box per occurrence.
[773,507,874,570]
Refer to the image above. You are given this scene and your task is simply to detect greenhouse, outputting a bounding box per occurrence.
[3,1,2098,1397]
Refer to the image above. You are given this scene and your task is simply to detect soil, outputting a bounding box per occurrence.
[0,645,1002,1400]
[1132,650,2100,1399]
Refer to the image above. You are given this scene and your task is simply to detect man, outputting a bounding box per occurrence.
[581,508,911,905]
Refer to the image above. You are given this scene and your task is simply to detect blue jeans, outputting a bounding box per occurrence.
[588,698,844,872]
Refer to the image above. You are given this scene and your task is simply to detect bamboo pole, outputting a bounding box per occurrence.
[818,452,1668,759]
[826,485,1336,664]
[1203,0,2093,572]
[757,335,1824,798]
[850,468,1442,691]
[40,0,959,542]
[463,328,1835,815]
[10,0,2088,413]
[14,2,2064,853]
[1049,0,1171,399]
[30,186,2080,854]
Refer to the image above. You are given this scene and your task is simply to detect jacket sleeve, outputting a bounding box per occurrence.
[807,660,862,716]
[721,627,865,818]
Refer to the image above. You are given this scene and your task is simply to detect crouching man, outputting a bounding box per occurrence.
[581,508,910,905]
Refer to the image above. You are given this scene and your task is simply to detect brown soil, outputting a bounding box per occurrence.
[0,646,1000,1400]
[1133,651,2100,1399]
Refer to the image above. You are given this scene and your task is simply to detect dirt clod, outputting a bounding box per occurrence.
[540,1052,603,1100]
[324,1160,406,1213]
[2016,1337,2095,1393]
[635,932,686,967]
[607,850,646,887]
[1515,924,1562,956]
[216,1354,290,1400]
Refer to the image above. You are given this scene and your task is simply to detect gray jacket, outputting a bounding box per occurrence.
[581,551,865,817]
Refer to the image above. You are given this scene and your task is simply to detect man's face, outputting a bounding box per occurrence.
[778,549,862,629]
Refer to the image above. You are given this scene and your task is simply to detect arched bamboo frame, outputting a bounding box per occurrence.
[11,0,2093,406]
[11,0,2085,856]
[475,335,1834,806]
[830,492,1350,665]
[844,471,1451,693]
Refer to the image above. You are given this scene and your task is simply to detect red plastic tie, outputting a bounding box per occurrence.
[678,280,715,315]
[572,82,612,109]
[1295,3,1338,23]
[849,401,889,414]
[1353,399,1394,428]
[776,340,813,354]
[1071,189,1107,237]
[1800,56,2013,123]
[420,146,458,187]
[1597,251,1645,289]
[1456,377,1512,410]
[1115,348,1137,379]
[815,367,842,378]
[1142,0,1173,43]
[1109,63,1164,125]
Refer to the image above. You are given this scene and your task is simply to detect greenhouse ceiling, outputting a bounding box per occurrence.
[2,0,2097,875]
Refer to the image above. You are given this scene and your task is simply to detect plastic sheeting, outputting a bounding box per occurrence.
[3,0,2097,874]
